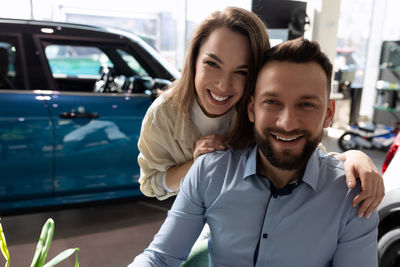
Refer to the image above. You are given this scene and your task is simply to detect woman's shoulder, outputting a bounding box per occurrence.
[146,92,178,119]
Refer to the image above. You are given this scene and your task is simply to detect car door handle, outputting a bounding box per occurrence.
[59,112,99,119]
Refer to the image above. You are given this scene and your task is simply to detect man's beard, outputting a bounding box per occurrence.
[255,126,322,170]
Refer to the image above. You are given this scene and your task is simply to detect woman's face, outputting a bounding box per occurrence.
[194,27,251,117]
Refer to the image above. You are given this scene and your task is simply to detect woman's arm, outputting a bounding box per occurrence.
[334,150,385,218]
[165,160,194,191]
[165,134,227,191]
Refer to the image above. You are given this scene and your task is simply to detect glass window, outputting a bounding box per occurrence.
[45,45,113,78]
[0,41,21,89]
[116,49,148,76]
[335,0,374,88]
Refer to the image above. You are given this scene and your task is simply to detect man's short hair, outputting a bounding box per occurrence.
[227,38,333,149]
[263,38,333,94]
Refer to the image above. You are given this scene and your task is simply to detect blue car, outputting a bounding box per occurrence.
[0,19,180,213]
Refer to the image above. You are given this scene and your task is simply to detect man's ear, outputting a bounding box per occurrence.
[323,99,335,128]
[248,96,255,123]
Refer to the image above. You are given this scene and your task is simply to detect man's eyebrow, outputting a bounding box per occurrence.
[259,92,278,97]
[257,93,322,100]
[299,95,321,100]
[205,53,248,69]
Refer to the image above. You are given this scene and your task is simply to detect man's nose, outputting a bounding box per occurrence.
[276,107,301,132]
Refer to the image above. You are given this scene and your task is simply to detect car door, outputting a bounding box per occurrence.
[40,41,154,194]
[0,35,54,201]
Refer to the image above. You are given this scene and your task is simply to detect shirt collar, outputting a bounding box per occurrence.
[243,145,320,191]
[243,146,259,179]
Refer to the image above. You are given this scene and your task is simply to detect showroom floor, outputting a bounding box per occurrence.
[0,128,387,267]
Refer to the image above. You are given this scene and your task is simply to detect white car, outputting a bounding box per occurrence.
[378,142,400,266]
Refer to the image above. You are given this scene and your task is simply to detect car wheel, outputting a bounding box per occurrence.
[338,132,360,151]
[378,228,400,267]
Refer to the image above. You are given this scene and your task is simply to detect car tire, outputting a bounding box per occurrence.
[378,228,400,267]
[338,132,360,151]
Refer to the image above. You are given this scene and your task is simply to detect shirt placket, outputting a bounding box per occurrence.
[255,193,279,267]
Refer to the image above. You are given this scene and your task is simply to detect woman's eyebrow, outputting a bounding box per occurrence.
[205,53,248,69]
[206,53,223,64]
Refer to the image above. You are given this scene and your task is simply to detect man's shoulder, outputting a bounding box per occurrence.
[198,147,252,167]
[192,147,252,185]
[315,149,360,198]
[317,149,345,176]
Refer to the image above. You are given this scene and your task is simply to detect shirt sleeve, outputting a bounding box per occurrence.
[128,157,207,266]
[161,172,178,193]
[332,189,379,266]
[137,98,181,200]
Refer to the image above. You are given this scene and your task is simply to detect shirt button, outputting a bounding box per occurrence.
[263,233,268,238]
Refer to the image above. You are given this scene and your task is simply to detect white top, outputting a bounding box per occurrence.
[191,98,235,136]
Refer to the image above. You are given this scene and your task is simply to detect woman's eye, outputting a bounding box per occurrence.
[235,70,248,76]
[205,61,218,68]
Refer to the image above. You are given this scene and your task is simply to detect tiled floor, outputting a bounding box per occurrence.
[0,127,387,267]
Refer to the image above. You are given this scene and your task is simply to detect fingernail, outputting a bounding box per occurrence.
[366,213,371,219]
[358,213,364,218]
[347,181,353,187]
[208,148,214,151]
[352,203,357,208]
[218,145,225,149]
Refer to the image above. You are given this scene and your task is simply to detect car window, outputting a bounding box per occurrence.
[0,40,23,89]
[116,48,148,76]
[45,45,113,78]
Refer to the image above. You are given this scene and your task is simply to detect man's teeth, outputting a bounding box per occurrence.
[210,91,230,101]
[275,135,299,141]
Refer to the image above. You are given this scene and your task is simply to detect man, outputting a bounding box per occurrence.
[129,38,378,267]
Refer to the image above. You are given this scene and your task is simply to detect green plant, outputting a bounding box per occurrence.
[0,220,10,267]
[0,218,79,267]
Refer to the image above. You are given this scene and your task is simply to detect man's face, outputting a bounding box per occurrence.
[248,60,335,170]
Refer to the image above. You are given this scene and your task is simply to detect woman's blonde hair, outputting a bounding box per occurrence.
[165,6,270,119]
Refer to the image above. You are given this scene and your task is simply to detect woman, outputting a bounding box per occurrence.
[138,7,383,219]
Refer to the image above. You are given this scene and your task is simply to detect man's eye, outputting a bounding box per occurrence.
[264,99,279,105]
[300,102,315,108]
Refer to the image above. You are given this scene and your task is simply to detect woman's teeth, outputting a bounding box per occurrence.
[210,91,230,102]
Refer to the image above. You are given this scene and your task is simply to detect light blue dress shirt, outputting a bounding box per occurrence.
[130,146,378,267]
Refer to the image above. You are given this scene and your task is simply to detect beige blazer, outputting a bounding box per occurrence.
[138,95,202,200]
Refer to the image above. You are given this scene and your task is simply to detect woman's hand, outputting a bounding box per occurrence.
[193,134,227,160]
[335,150,385,218]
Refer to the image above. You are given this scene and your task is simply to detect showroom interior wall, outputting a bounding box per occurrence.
[2,0,400,122]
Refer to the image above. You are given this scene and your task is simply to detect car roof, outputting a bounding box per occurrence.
[0,18,125,40]
[0,18,181,79]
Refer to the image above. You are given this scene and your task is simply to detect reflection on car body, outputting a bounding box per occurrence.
[0,19,179,213]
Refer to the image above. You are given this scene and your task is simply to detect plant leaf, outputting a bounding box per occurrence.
[43,248,79,267]
[30,218,55,267]
[0,222,10,267]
